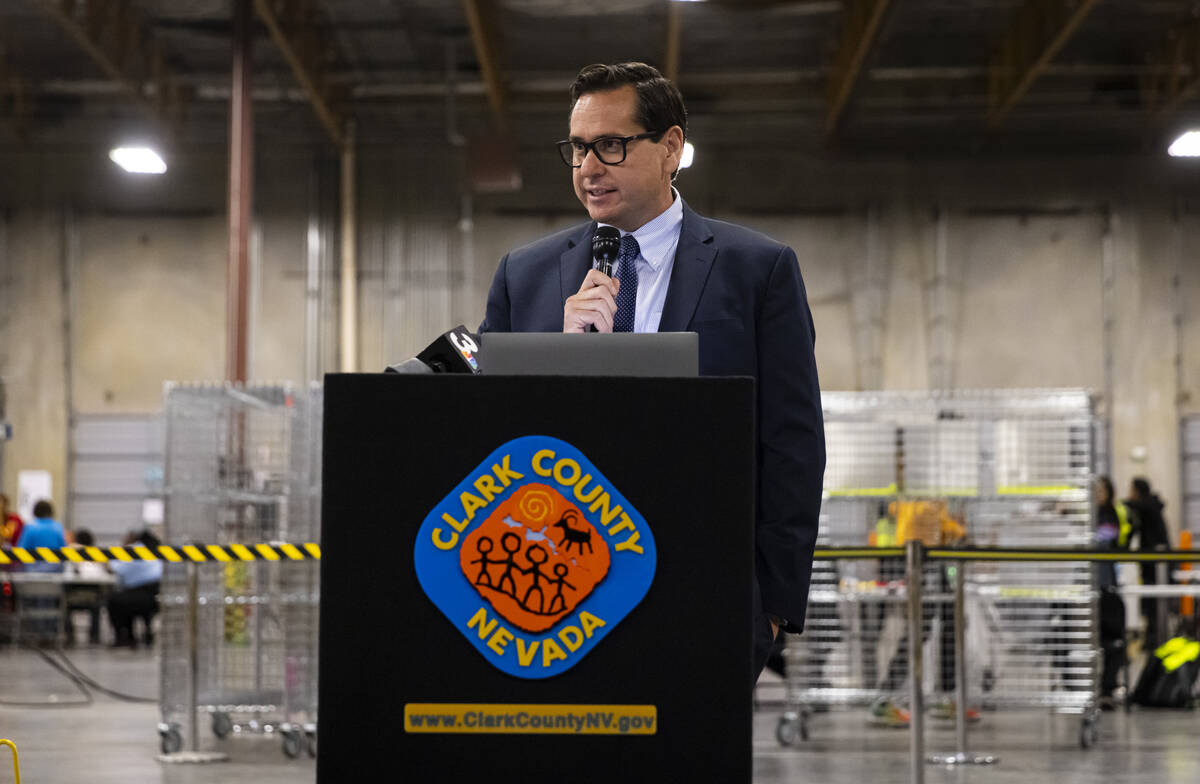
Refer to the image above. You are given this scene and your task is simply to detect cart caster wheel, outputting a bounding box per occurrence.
[1079,716,1098,749]
[282,729,303,759]
[159,724,182,755]
[776,714,800,746]
[305,728,317,758]
[212,712,233,739]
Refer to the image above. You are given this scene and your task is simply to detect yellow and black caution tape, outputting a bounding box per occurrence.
[813,545,1200,563]
[0,542,320,566]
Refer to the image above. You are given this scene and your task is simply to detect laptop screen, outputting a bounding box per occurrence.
[479,332,698,377]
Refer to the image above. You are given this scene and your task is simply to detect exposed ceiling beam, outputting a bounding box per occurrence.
[664,1,682,84]
[33,0,188,138]
[987,0,1101,127]
[1143,17,1200,122]
[0,50,31,140]
[254,0,345,147]
[462,0,509,133]
[825,0,894,136]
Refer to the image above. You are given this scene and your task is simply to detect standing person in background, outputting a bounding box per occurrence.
[1126,477,1170,649]
[1094,476,1129,706]
[0,492,23,547]
[16,499,67,573]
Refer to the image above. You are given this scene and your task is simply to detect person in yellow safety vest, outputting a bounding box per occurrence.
[872,508,896,548]
[868,498,974,726]
[890,499,966,546]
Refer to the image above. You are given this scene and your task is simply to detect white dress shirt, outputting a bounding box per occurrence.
[597,188,684,333]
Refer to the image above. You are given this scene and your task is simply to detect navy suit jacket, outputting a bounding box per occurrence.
[480,201,825,635]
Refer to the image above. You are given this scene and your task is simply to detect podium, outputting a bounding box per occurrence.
[318,374,755,782]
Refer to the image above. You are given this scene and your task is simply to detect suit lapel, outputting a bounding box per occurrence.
[658,202,717,332]
[560,222,596,306]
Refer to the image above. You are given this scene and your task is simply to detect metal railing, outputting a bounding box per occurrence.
[810,544,1200,784]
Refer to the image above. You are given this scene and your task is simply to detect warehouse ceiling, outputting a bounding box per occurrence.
[1,0,1200,157]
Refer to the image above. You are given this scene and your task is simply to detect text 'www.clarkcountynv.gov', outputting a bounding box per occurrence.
[403,703,657,735]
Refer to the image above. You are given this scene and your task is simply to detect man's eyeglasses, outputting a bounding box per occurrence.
[556,132,662,168]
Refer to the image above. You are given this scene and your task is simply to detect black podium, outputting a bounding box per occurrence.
[318,374,755,782]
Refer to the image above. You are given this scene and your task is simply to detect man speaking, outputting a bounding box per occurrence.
[479,62,825,679]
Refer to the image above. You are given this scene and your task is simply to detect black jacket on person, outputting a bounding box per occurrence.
[1126,494,1169,551]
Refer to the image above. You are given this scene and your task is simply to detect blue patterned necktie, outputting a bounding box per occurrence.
[612,234,640,333]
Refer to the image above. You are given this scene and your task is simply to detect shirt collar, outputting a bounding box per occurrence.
[597,188,684,273]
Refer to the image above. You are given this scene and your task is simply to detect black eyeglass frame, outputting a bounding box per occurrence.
[556,131,664,168]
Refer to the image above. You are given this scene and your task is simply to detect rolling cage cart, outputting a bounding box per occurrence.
[776,389,1101,748]
[158,383,321,759]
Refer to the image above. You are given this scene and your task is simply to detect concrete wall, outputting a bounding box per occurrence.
[0,146,1197,538]
[2,211,69,511]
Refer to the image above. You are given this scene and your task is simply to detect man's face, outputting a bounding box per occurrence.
[568,86,681,232]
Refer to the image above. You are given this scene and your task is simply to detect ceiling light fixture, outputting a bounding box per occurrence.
[1168,130,1200,157]
[109,146,167,174]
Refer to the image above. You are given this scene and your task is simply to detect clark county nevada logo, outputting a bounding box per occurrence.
[414,436,657,679]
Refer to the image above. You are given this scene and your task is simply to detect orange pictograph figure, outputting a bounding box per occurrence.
[459,483,611,633]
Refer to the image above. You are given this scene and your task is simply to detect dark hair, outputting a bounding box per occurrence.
[74,528,95,547]
[135,529,161,550]
[32,499,53,518]
[1096,476,1116,517]
[1132,477,1151,498]
[569,62,687,141]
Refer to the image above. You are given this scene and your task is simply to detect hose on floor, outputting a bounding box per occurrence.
[0,644,93,707]
[49,646,156,703]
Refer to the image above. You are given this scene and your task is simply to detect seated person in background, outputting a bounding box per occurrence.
[0,492,24,548]
[64,528,110,645]
[107,529,163,648]
[16,499,67,573]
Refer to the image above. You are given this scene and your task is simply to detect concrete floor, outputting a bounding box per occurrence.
[1,646,1198,783]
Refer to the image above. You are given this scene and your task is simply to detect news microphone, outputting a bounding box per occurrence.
[591,226,620,277]
[384,325,481,374]
[384,358,432,374]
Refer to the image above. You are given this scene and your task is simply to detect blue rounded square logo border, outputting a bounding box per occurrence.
[413,435,657,679]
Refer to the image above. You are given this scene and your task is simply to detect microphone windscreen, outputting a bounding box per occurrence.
[384,358,434,374]
[591,226,620,276]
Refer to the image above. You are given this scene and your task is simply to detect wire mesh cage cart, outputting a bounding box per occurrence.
[777,389,1101,748]
[158,383,321,758]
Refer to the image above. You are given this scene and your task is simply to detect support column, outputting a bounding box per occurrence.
[226,0,253,383]
[340,121,358,372]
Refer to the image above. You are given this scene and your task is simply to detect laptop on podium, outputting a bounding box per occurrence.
[479,332,698,377]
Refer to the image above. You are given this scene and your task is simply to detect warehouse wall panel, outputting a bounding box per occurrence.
[954,213,1105,389]
[1,211,69,503]
[74,214,226,411]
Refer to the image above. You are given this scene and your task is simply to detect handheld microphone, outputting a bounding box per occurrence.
[591,226,620,277]
[384,326,481,374]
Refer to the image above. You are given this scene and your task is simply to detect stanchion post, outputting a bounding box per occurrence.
[1156,558,1169,647]
[926,558,998,767]
[954,560,967,755]
[906,539,925,784]
[187,560,199,752]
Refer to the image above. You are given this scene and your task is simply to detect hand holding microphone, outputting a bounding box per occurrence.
[563,226,622,333]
